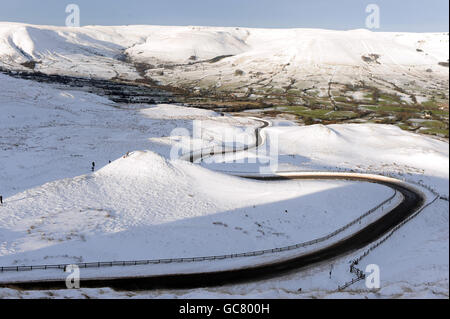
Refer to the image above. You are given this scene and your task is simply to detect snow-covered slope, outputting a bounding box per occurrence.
[0,150,394,267]
[1,23,447,67]
[0,74,398,267]
[0,32,448,298]
[0,72,257,198]
[126,27,250,63]
[0,22,448,89]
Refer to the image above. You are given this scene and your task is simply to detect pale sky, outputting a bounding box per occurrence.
[0,0,448,32]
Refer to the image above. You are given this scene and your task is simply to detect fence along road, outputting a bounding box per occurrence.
[0,118,426,290]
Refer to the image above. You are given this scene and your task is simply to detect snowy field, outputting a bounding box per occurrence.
[0,73,394,270]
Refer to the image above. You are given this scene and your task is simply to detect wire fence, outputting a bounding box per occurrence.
[0,189,398,273]
[2,119,441,283]
[162,117,445,290]
[329,166,448,202]
[338,194,440,291]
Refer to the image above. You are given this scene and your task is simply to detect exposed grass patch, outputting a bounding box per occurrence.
[427,109,449,117]
[418,120,448,129]
[396,123,414,131]
[334,96,351,103]
[421,127,449,137]
[366,105,417,113]
[285,106,358,120]
[421,100,439,108]
[378,93,402,105]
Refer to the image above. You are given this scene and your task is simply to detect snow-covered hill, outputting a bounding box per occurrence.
[0,72,448,298]
[0,23,448,298]
[0,22,448,93]
[1,23,447,68]
[0,150,394,266]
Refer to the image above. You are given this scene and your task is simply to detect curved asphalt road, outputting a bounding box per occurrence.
[2,118,425,290]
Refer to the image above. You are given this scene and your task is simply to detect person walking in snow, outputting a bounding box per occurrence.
[0,195,2,205]
[91,161,95,172]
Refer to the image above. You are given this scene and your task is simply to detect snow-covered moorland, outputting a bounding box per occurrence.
[0,23,448,299]
[0,22,448,97]
[0,71,448,298]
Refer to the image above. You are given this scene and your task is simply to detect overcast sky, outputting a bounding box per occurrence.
[0,0,448,32]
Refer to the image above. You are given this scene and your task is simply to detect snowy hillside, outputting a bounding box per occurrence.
[0,72,257,197]
[0,23,448,89]
[0,150,394,266]
[0,70,448,298]
[0,21,448,299]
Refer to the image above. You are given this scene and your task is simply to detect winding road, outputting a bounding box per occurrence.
[0,117,426,290]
